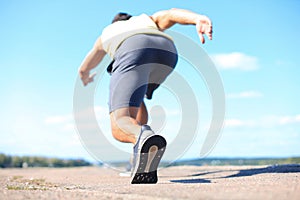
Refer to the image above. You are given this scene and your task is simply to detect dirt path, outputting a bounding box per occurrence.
[0,165,299,200]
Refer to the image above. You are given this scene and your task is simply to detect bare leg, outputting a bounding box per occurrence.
[110,107,141,144]
[136,101,148,125]
[110,102,149,144]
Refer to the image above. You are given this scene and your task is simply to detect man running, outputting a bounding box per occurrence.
[78,8,213,184]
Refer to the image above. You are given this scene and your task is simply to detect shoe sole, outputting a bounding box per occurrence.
[131,135,166,184]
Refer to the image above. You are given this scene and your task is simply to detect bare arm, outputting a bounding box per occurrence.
[79,37,106,86]
[151,8,213,44]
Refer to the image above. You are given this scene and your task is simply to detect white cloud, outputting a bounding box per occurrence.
[225,119,244,127]
[45,105,110,132]
[62,123,75,132]
[211,52,259,71]
[225,115,300,128]
[44,114,72,124]
[225,119,255,128]
[227,91,263,99]
[279,115,300,125]
[94,105,109,121]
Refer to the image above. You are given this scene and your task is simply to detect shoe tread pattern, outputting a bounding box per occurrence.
[131,135,166,184]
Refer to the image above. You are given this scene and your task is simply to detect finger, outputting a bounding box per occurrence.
[81,76,90,86]
[90,72,97,79]
[206,31,213,40]
[205,25,213,40]
[82,80,88,86]
[89,72,97,83]
[198,33,205,44]
[88,77,94,83]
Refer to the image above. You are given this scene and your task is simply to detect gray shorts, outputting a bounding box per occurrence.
[109,34,178,113]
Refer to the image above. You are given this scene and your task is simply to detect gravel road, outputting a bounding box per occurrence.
[1,164,299,200]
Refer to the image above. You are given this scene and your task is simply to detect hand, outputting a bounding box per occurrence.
[195,15,213,44]
[79,70,96,86]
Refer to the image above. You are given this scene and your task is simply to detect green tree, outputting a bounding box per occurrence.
[12,156,23,168]
[0,154,12,168]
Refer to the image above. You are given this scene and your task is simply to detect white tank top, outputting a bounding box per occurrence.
[100,14,173,58]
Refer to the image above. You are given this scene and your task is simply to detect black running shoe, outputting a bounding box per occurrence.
[131,125,167,184]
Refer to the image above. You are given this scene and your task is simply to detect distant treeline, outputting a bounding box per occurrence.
[168,157,300,166]
[0,153,92,168]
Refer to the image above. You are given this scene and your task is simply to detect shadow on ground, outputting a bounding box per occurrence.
[223,164,300,178]
[170,164,300,184]
[170,178,211,184]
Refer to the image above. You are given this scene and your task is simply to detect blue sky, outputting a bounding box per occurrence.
[1,0,300,162]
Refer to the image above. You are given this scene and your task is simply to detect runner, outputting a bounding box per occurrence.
[79,8,213,184]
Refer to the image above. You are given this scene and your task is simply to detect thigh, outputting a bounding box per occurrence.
[109,34,178,110]
[145,55,177,100]
[109,65,151,113]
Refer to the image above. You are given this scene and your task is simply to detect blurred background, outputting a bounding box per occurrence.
[1,0,299,165]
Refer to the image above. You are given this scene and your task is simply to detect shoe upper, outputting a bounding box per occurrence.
[132,125,155,175]
[134,125,155,151]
